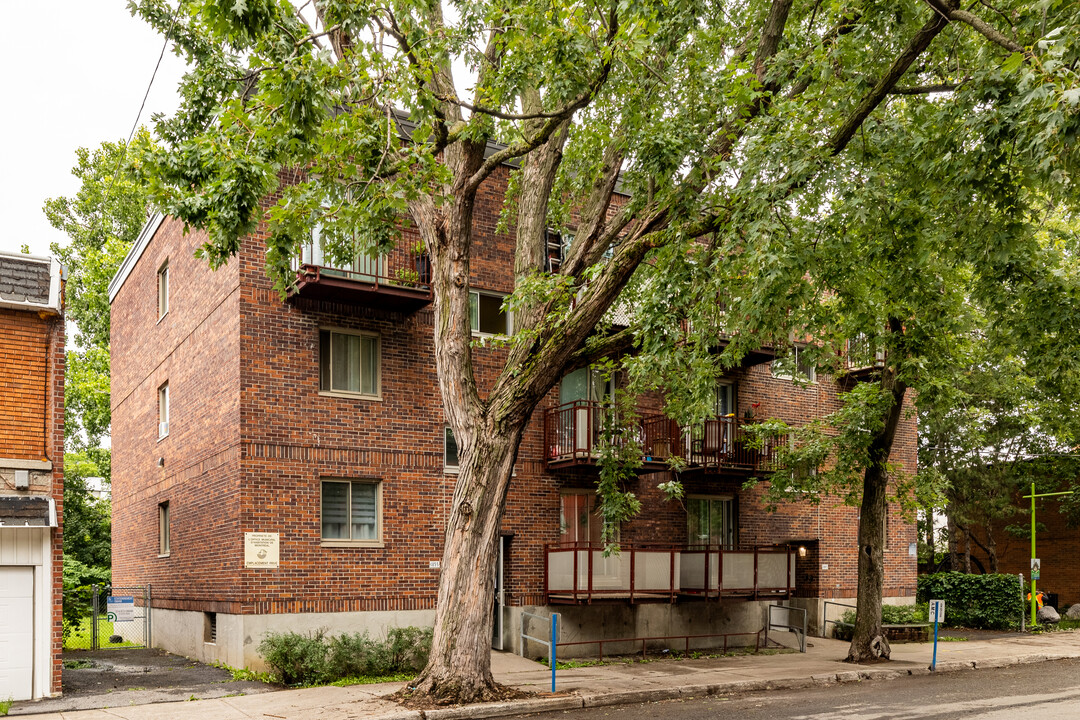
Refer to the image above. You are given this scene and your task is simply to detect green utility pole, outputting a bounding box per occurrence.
[1023,482,1073,627]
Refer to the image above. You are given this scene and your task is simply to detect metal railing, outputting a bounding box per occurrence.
[558,630,762,662]
[822,600,857,638]
[543,404,778,473]
[294,244,432,293]
[766,603,807,652]
[545,543,796,604]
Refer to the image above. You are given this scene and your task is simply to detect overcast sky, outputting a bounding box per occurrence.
[0,2,186,258]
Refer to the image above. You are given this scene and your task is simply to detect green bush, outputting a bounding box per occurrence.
[836,603,928,636]
[259,630,330,686]
[917,572,1025,630]
[260,626,433,686]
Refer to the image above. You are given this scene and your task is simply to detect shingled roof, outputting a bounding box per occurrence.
[0,251,63,313]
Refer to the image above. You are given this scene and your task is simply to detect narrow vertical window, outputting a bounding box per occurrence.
[444,426,459,473]
[157,261,169,319]
[158,501,170,556]
[158,382,169,438]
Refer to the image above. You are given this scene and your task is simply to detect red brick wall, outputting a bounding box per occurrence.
[111,216,243,607]
[111,167,917,618]
[972,497,1080,608]
[0,309,50,459]
[47,312,65,694]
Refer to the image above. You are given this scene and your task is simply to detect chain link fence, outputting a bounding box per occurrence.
[63,584,151,651]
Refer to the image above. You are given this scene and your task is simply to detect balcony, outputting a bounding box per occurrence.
[291,244,432,313]
[683,416,779,476]
[544,401,678,473]
[838,340,886,383]
[545,543,796,604]
[543,404,777,476]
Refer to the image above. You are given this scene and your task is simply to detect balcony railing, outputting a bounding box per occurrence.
[291,245,433,312]
[544,401,678,472]
[543,403,777,475]
[545,542,795,604]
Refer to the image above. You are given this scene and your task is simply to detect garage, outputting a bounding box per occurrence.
[0,566,35,700]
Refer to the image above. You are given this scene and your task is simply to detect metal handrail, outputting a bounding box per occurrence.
[822,600,857,638]
[766,603,807,652]
[557,630,763,662]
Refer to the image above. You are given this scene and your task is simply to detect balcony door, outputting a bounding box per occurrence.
[560,492,622,588]
[304,224,384,282]
[559,368,616,452]
[687,495,737,549]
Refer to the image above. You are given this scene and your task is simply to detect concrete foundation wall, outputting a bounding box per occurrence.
[151,607,435,669]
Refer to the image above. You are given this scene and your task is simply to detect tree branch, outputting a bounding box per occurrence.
[890,80,967,94]
[947,8,1025,53]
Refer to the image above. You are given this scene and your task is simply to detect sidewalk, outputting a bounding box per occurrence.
[15,631,1080,720]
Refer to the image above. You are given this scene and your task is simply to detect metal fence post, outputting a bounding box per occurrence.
[550,613,558,693]
[91,584,99,651]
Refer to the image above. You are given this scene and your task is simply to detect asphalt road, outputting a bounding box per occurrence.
[521,657,1080,720]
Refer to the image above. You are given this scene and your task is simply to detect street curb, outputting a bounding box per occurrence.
[422,696,584,719]
[468,649,1080,719]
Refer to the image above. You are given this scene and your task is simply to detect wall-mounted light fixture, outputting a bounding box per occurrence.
[798,545,807,558]
[157,457,165,468]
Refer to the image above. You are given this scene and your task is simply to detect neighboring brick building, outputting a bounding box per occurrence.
[109,168,917,669]
[0,250,65,700]
[969,491,1080,609]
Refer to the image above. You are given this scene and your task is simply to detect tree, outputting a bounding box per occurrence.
[130,0,1080,698]
[45,132,155,448]
[61,449,113,637]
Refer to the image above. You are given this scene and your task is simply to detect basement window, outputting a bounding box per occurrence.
[204,612,217,644]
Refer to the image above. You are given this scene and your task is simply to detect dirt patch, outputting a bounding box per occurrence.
[390,682,534,710]
[10,648,276,716]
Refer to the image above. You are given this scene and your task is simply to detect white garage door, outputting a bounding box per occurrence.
[0,567,34,701]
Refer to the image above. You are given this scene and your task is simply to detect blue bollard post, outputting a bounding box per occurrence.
[931,619,939,671]
[550,613,558,692]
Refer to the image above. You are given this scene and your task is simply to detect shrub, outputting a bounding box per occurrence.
[258,630,330,686]
[260,626,434,686]
[917,572,1025,630]
[835,603,928,638]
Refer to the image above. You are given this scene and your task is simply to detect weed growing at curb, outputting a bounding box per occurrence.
[0,696,12,716]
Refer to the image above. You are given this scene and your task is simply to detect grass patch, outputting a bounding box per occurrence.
[62,616,140,650]
[63,658,96,669]
[0,697,11,716]
[210,661,276,684]
[329,672,416,687]
[936,636,968,642]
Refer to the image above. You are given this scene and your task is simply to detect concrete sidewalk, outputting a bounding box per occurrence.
[15,631,1080,720]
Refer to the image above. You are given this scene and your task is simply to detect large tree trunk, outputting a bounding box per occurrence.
[408,427,524,703]
[845,337,907,663]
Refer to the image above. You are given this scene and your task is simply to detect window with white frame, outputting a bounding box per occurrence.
[158,382,170,438]
[157,260,169,319]
[469,291,511,335]
[319,329,380,397]
[321,479,381,543]
[158,501,171,556]
[772,345,816,383]
[444,426,459,473]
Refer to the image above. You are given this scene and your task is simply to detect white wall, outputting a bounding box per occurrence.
[0,527,55,699]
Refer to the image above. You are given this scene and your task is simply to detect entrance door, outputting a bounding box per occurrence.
[492,536,506,650]
[0,567,34,701]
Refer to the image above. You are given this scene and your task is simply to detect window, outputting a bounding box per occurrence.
[545,229,574,273]
[321,479,381,544]
[158,501,170,556]
[444,426,459,473]
[158,383,169,438]
[469,291,511,335]
[772,345,816,383]
[203,612,217,643]
[687,496,737,549]
[319,329,380,397]
[157,261,169,319]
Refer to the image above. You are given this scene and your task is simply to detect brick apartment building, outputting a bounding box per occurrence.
[969,491,1080,610]
[0,250,65,700]
[108,165,918,669]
